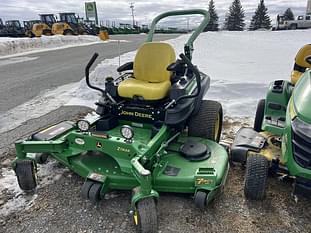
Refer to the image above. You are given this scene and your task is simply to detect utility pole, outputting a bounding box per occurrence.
[130,2,135,27]
[307,0,311,15]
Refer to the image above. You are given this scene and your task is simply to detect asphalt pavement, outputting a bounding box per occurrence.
[0,34,178,114]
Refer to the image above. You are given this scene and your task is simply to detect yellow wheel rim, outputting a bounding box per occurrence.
[214,113,220,141]
[133,211,139,225]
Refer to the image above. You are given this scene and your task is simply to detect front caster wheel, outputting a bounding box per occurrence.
[194,191,207,209]
[15,160,37,192]
[244,154,269,200]
[81,180,102,204]
[35,153,49,164]
[133,198,157,233]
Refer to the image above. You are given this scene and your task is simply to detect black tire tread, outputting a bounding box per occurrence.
[88,182,102,204]
[15,160,37,191]
[244,154,269,200]
[194,191,207,209]
[81,180,94,199]
[136,198,157,233]
[188,100,223,142]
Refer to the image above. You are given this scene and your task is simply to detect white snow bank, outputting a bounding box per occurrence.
[0,160,67,218]
[0,35,104,57]
[0,30,310,133]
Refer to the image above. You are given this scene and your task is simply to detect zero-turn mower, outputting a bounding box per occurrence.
[231,44,311,200]
[13,9,229,232]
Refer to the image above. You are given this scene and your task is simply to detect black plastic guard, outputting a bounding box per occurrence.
[231,127,266,163]
[32,121,74,141]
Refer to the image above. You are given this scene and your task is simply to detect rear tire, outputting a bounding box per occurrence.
[15,160,37,192]
[134,198,157,233]
[254,99,265,132]
[244,154,269,200]
[188,100,223,142]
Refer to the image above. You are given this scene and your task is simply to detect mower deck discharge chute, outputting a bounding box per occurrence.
[13,9,229,232]
[231,44,311,200]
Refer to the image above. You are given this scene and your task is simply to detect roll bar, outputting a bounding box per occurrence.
[146,9,210,60]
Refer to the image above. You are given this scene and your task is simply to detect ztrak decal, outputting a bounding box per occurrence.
[117,146,130,153]
[196,178,214,185]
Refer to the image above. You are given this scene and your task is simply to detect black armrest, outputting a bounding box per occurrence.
[117,62,133,72]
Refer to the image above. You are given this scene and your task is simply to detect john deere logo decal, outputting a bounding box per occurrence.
[87,4,94,11]
[96,142,102,148]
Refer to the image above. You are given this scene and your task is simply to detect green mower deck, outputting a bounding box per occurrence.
[15,120,228,202]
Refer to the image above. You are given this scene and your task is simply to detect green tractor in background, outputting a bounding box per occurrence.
[13,9,229,232]
[231,44,311,200]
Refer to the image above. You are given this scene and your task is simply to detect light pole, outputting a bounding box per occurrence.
[130,2,135,27]
[307,0,311,15]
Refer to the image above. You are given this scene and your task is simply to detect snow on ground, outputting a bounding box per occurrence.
[0,160,67,218]
[0,35,111,57]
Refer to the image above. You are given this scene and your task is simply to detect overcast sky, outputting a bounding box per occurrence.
[0,0,308,27]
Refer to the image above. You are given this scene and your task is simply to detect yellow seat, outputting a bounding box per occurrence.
[291,70,304,85]
[118,42,176,100]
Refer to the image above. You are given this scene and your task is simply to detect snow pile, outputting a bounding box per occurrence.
[0,35,103,57]
[0,160,67,218]
[1,30,311,133]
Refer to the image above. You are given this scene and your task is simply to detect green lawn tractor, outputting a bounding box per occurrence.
[231,44,311,200]
[13,9,229,232]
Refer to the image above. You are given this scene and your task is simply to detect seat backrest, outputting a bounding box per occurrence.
[295,44,311,69]
[291,44,311,84]
[134,42,176,83]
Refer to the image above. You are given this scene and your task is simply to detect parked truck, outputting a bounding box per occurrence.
[273,14,311,30]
